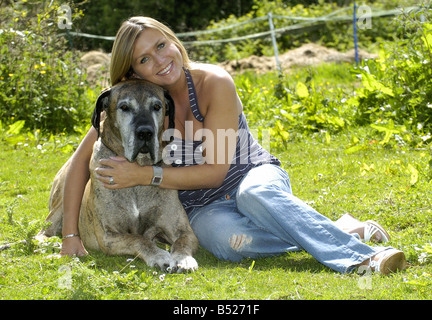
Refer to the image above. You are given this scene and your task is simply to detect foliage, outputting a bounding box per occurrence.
[190,0,418,63]
[235,63,355,150]
[351,5,432,147]
[72,0,255,52]
[75,0,392,52]
[0,1,94,134]
[229,3,432,150]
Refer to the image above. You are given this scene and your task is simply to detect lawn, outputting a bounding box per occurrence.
[1,122,432,301]
[1,0,431,305]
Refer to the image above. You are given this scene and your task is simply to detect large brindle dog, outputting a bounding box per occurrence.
[41,80,198,272]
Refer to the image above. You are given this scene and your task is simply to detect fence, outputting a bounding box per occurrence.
[64,4,420,71]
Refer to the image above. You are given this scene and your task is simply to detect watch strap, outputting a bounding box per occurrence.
[150,166,163,186]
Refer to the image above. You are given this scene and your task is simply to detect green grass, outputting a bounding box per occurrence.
[1,126,432,300]
[1,62,432,300]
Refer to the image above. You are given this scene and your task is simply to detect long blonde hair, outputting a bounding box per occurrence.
[110,17,191,86]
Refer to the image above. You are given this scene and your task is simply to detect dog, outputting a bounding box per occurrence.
[41,80,198,272]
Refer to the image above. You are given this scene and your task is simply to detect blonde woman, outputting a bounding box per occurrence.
[59,17,406,274]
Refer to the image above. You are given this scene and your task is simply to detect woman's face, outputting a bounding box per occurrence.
[131,28,183,89]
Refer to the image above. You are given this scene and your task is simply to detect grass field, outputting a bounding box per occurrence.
[1,127,432,300]
[1,63,432,301]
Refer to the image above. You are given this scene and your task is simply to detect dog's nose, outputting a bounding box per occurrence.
[136,125,154,141]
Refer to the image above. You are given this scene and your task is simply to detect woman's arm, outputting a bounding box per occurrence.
[95,69,242,190]
[60,127,97,256]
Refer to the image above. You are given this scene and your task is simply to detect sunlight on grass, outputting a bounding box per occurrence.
[1,126,432,299]
[1,62,432,300]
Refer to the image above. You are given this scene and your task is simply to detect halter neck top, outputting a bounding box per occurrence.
[167,68,280,214]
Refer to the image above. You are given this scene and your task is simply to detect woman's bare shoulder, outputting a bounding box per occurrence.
[189,63,241,116]
[190,62,234,84]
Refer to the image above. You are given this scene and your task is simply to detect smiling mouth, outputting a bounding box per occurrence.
[157,61,173,76]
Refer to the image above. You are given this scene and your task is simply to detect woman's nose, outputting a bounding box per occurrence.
[154,53,165,66]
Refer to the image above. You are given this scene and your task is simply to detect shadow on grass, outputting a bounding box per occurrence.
[71,244,331,275]
[194,247,332,274]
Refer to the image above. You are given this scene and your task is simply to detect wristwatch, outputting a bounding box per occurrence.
[150,166,163,186]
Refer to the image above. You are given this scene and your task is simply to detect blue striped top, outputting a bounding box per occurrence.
[167,69,281,214]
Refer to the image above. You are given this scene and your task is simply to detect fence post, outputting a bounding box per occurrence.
[353,2,359,64]
[268,12,282,74]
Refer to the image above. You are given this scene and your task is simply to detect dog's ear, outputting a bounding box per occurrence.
[164,90,175,130]
[91,88,111,137]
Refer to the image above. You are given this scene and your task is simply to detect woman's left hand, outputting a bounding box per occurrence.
[95,156,148,189]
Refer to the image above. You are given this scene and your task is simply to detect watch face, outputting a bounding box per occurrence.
[153,177,162,184]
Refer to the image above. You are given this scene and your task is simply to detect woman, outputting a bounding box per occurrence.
[60,17,406,275]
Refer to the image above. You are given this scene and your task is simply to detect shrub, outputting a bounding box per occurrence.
[0,1,93,134]
[352,4,432,147]
[235,63,354,151]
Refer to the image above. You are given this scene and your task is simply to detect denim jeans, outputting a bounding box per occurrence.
[188,164,390,273]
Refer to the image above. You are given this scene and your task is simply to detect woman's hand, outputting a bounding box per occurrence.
[94,156,150,189]
[60,236,88,257]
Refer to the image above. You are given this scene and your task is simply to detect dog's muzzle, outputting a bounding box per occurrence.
[136,125,154,154]
[127,121,160,163]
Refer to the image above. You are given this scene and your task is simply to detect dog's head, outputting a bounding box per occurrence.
[91,80,175,164]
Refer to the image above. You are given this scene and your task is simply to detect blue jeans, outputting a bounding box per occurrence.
[188,164,390,273]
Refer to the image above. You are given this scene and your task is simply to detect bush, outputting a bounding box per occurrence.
[352,4,432,147]
[234,62,355,151]
[0,1,93,134]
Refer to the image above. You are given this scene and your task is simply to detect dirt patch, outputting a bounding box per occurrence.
[80,44,377,86]
[219,43,377,74]
[80,50,111,87]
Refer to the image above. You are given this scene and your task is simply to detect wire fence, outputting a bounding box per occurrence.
[65,5,419,45]
[62,4,421,71]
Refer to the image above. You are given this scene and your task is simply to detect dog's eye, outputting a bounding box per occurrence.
[153,104,162,111]
[119,104,129,112]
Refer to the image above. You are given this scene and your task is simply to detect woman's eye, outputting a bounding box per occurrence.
[157,42,165,50]
[140,57,149,64]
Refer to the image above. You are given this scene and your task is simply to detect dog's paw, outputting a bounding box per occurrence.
[146,250,174,271]
[170,254,198,273]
